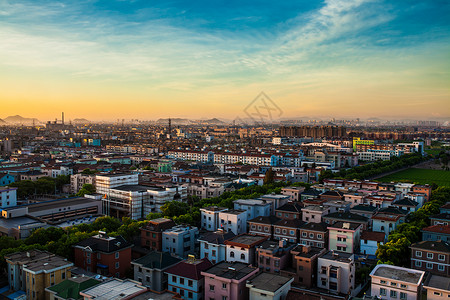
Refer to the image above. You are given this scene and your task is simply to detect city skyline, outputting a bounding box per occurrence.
[1,0,449,120]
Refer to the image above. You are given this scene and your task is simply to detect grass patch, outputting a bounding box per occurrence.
[376,168,450,186]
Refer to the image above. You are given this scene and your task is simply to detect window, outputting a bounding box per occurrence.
[222,283,227,289]
[180,278,185,285]
[212,250,216,256]
[230,251,235,258]
[380,288,386,296]
[400,284,407,288]
[391,282,397,287]
[302,232,307,237]
[427,262,433,269]
[188,292,193,298]
[380,280,386,284]
[241,253,245,260]
[275,228,280,233]
[434,292,442,296]
[86,252,91,258]
[97,253,101,259]
[415,260,422,267]
[400,292,407,300]
[222,297,227,300]
[290,230,294,235]
[188,280,193,287]
[251,225,256,230]
[438,264,445,271]
[62,272,65,280]
[209,285,215,291]
[115,252,119,259]
[172,276,177,283]
[390,290,397,298]
[205,244,209,249]
[87,258,91,264]
[317,234,322,239]
[115,262,120,269]
[427,253,434,259]
[439,254,445,261]
[282,229,287,234]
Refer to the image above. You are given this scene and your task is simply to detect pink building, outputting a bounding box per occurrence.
[201,262,259,300]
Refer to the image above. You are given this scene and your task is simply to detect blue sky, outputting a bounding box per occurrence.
[0,0,449,120]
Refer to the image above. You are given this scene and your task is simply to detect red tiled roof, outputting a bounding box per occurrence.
[361,231,385,242]
[422,224,450,235]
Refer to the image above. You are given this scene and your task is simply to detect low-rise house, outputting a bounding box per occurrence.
[281,186,305,201]
[256,239,295,273]
[301,189,321,201]
[328,222,361,254]
[218,209,247,235]
[370,264,426,300]
[23,255,74,300]
[273,219,305,243]
[131,251,181,292]
[281,244,326,288]
[165,256,213,300]
[360,231,386,256]
[393,198,419,213]
[410,240,450,277]
[422,225,450,243]
[200,206,228,231]
[430,213,450,226]
[246,272,293,300]
[372,207,408,235]
[234,199,272,220]
[320,190,344,201]
[317,251,355,296]
[162,225,199,258]
[5,250,55,292]
[248,216,280,238]
[0,186,17,209]
[73,232,133,278]
[302,205,332,223]
[350,204,377,219]
[423,274,450,300]
[259,194,290,213]
[299,222,328,248]
[412,184,432,201]
[202,262,259,300]
[225,234,268,265]
[0,172,15,186]
[323,211,370,230]
[275,202,303,220]
[199,229,235,264]
[45,277,100,300]
[140,218,176,251]
[344,192,366,207]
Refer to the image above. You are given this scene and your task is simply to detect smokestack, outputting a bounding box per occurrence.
[62,112,64,124]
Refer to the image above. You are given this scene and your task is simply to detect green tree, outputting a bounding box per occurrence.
[76,183,96,196]
[263,168,275,185]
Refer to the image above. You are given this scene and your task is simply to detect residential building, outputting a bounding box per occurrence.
[350,204,377,220]
[430,213,450,226]
[162,225,199,258]
[410,240,450,277]
[281,244,326,288]
[328,222,361,254]
[412,184,432,201]
[218,209,247,235]
[360,231,386,256]
[423,274,450,300]
[234,199,272,220]
[302,205,332,223]
[70,173,96,194]
[258,194,290,214]
[275,202,303,220]
[281,186,305,201]
[5,250,55,291]
[246,272,293,300]
[0,172,15,186]
[317,251,355,295]
[42,165,73,178]
[165,256,213,300]
[140,218,176,251]
[370,264,425,300]
[200,206,228,231]
[0,186,17,209]
[393,198,419,213]
[202,262,259,300]
[199,229,235,264]
[225,234,268,265]
[422,225,450,243]
[273,219,305,243]
[372,209,407,235]
[23,255,73,300]
[299,222,328,248]
[248,216,281,238]
[45,277,100,300]
[256,239,295,274]
[131,251,181,292]
[73,232,133,277]
[323,212,369,230]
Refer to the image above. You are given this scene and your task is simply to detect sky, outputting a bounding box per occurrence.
[0,0,449,121]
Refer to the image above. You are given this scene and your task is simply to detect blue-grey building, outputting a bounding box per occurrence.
[0,173,15,186]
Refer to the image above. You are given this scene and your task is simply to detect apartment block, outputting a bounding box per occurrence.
[162,225,199,258]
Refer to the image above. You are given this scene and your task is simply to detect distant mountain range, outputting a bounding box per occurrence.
[3,115,40,124]
[72,118,90,124]
[156,118,226,125]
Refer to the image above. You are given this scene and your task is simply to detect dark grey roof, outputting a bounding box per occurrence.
[378,206,409,216]
[274,219,305,229]
[301,189,321,196]
[275,202,302,213]
[248,216,281,225]
[74,235,133,253]
[410,241,450,253]
[350,204,378,212]
[202,262,258,280]
[132,251,181,270]
[300,222,328,232]
[393,198,419,207]
[431,213,450,221]
[198,230,236,245]
[323,212,369,223]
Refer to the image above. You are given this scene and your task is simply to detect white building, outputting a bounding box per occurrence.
[233,199,272,221]
[198,230,235,265]
[218,209,247,235]
[224,234,267,265]
[200,206,228,231]
[0,186,17,209]
[162,225,199,258]
[317,251,356,295]
[96,173,139,195]
[42,165,73,178]
[70,173,96,194]
[246,272,293,300]
[370,264,425,300]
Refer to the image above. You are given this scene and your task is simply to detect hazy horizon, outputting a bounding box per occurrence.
[1,0,449,120]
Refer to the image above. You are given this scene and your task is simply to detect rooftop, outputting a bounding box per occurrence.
[132,251,181,270]
[23,255,73,273]
[164,258,213,280]
[320,250,354,263]
[46,277,101,300]
[424,274,450,292]
[371,264,425,284]
[225,234,268,247]
[80,279,147,300]
[202,262,258,280]
[410,240,450,253]
[201,206,228,212]
[246,272,293,292]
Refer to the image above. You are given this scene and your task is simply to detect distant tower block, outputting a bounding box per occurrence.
[168,118,172,139]
[62,112,64,125]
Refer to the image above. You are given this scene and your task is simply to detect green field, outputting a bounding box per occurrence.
[376,168,450,186]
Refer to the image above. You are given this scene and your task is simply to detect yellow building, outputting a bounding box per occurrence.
[23,256,73,300]
[352,137,374,151]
